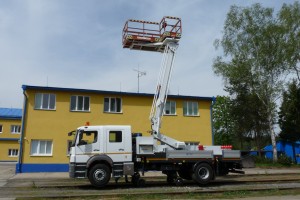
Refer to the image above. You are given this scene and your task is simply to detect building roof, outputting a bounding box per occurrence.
[0,108,22,119]
[22,85,214,101]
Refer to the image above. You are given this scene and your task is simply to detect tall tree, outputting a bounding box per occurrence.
[226,84,253,149]
[212,96,235,146]
[279,2,300,83]
[212,92,269,151]
[278,80,300,142]
[226,83,269,152]
[213,3,288,161]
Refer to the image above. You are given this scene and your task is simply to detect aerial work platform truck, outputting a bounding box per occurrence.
[69,16,243,188]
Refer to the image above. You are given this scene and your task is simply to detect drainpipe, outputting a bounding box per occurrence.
[16,86,28,173]
[210,96,216,145]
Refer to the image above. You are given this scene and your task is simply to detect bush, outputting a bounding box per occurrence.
[253,156,273,164]
[253,154,293,167]
[277,153,293,166]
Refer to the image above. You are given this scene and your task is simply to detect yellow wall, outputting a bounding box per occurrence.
[22,89,212,164]
[0,118,21,161]
[162,98,212,143]
[0,141,20,161]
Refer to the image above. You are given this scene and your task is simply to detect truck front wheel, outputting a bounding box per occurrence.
[88,164,111,188]
[193,163,213,185]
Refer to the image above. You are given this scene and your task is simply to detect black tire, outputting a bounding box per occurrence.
[193,163,213,185]
[88,164,111,188]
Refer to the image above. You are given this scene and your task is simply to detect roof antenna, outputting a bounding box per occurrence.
[133,65,146,93]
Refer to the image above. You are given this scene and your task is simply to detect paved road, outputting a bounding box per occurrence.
[0,162,16,187]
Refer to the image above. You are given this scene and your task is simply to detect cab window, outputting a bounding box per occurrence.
[109,131,122,143]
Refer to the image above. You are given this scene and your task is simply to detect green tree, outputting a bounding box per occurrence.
[279,2,300,82]
[213,3,289,161]
[278,80,300,142]
[226,83,269,152]
[226,84,253,150]
[212,96,235,146]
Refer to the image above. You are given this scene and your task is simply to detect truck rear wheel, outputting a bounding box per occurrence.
[88,164,111,188]
[193,163,213,185]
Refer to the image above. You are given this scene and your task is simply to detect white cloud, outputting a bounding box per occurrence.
[0,0,295,108]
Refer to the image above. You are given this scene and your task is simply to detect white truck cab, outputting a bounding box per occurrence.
[70,126,132,164]
[69,125,137,187]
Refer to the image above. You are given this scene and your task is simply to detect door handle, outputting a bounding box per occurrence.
[118,148,124,151]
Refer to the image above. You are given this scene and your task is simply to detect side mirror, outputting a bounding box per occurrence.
[68,130,76,136]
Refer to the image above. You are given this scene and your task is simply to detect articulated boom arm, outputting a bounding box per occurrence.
[150,42,178,133]
[149,42,185,149]
[123,16,184,149]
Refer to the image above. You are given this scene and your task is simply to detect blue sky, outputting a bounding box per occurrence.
[0,0,296,108]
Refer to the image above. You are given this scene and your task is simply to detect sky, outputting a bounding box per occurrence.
[0,0,296,108]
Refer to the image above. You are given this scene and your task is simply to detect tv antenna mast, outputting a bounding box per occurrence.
[133,66,146,93]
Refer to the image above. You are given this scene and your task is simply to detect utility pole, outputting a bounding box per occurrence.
[133,66,146,93]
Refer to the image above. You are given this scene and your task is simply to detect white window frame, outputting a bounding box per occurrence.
[11,125,21,134]
[30,140,53,156]
[70,95,90,112]
[104,97,122,113]
[183,101,199,116]
[8,149,19,157]
[164,101,176,115]
[0,124,2,133]
[34,93,56,110]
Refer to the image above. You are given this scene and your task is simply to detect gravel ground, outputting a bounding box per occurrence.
[1,162,300,199]
[218,195,300,200]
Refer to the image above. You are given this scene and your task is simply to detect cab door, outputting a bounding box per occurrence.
[74,129,101,163]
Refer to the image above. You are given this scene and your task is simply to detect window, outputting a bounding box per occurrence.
[183,101,199,116]
[30,140,53,156]
[11,125,21,134]
[104,97,122,113]
[77,131,98,146]
[0,125,2,133]
[35,93,56,110]
[109,131,122,143]
[8,149,19,157]
[164,101,176,115]
[70,96,90,111]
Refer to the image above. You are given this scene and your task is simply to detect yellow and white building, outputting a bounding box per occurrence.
[17,85,214,173]
[0,108,22,162]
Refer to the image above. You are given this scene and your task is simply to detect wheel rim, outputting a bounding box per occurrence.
[94,169,106,182]
[198,167,209,180]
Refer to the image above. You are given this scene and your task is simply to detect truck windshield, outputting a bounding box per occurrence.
[70,129,80,147]
[77,130,98,146]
